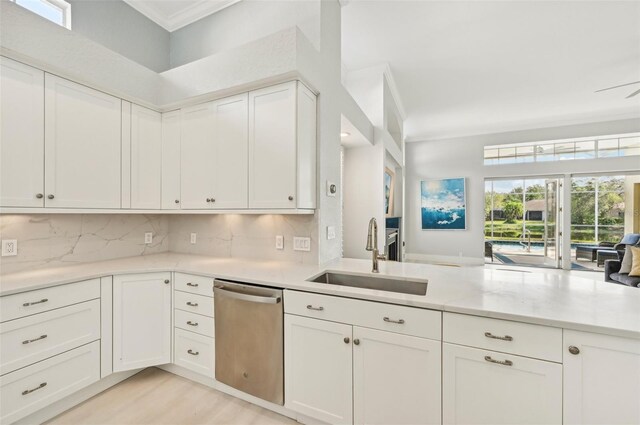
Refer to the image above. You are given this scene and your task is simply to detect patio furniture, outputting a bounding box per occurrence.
[484,241,494,262]
[597,250,619,267]
[576,242,615,262]
[605,259,640,287]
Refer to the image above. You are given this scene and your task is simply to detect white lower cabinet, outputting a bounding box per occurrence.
[563,330,640,425]
[0,341,100,424]
[353,327,441,425]
[285,314,353,424]
[174,328,215,378]
[442,343,562,425]
[113,273,172,372]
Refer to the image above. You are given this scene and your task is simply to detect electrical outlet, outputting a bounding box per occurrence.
[293,237,311,252]
[190,233,197,244]
[144,232,153,244]
[1,239,18,256]
[327,226,336,240]
[275,235,284,250]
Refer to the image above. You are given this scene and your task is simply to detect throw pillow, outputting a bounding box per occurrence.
[629,246,640,277]
[620,245,634,274]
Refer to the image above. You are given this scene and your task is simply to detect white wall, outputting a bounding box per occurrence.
[405,118,640,265]
[169,0,320,68]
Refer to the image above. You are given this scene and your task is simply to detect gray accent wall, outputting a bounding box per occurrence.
[68,0,170,72]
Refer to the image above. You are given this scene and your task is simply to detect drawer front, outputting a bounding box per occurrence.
[443,313,562,362]
[174,273,214,298]
[0,340,100,424]
[285,291,441,340]
[174,328,214,378]
[175,291,214,317]
[1,279,100,323]
[175,309,214,338]
[0,299,101,375]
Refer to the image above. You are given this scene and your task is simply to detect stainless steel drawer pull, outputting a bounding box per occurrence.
[187,349,199,356]
[22,335,47,344]
[484,355,513,366]
[383,317,405,324]
[484,332,513,341]
[186,321,198,327]
[186,282,199,287]
[306,305,324,311]
[23,298,48,307]
[186,302,198,307]
[22,382,47,395]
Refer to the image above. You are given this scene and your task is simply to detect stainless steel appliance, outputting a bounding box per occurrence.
[213,279,284,405]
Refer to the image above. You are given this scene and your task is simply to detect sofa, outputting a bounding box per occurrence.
[604,233,640,287]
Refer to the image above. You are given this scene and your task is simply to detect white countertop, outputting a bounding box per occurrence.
[1,253,639,339]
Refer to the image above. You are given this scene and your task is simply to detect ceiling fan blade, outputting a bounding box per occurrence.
[595,80,640,93]
[626,88,640,98]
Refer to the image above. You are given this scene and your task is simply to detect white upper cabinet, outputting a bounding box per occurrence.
[210,93,248,209]
[180,102,215,209]
[563,330,640,425]
[0,58,45,207]
[249,81,316,209]
[44,74,121,208]
[130,104,162,209]
[113,273,172,372]
[161,110,181,209]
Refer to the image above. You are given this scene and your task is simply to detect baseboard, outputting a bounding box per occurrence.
[405,252,485,266]
[14,369,143,425]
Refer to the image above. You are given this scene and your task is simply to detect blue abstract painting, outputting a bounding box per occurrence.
[421,178,466,230]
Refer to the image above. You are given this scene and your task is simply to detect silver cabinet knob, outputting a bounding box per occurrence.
[343,337,350,344]
[47,194,54,199]
[35,193,44,199]
[568,346,580,355]
[288,196,294,201]
[164,279,170,284]
[175,199,180,204]
[354,339,360,345]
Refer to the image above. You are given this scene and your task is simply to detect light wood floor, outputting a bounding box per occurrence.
[46,368,297,425]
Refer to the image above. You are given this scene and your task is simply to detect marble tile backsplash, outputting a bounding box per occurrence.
[168,214,317,264]
[0,213,318,275]
[0,214,170,274]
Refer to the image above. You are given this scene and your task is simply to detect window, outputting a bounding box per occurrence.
[483,132,640,165]
[10,0,71,29]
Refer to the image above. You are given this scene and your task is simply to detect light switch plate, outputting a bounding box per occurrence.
[1,239,17,256]
[327,226,336,240]
[275,235,284,250]
[144,232,153,244]
[293,237,311,252]
[190,233,197,244]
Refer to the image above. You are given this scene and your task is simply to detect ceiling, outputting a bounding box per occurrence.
[341,1,640,141]
[123,0,240,32]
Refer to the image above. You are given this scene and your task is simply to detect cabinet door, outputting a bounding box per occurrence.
[0,58,44,207]
[353,327,441,425]
[130,104,162,209]
[161,110,181,209]
[248,82,297,209]
[564,330,640,425]
[44,74,121,208]
[285,314,353,424]
[113,273,171,372]
[443,343,562,425]
[180,103,214,209]
[211,93,248,209]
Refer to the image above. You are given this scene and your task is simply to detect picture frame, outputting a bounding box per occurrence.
[384,167,395,217]
[421,177,467,230]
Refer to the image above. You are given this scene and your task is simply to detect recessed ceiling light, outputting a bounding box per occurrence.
[340,132,350,138]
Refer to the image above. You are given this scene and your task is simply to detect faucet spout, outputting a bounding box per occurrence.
[365,217,386,273]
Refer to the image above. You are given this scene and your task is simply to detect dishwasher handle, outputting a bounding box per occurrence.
[214,280,282,304]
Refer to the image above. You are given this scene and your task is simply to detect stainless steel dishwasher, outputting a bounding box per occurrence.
[213,279,284,405]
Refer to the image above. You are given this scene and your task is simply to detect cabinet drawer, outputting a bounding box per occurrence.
[1,279,100,323]
[285,291,441,340]
[175,309,214,338]
[174,273,214,298]
[174,328,214,378]
[0,340,100,424]
[0,299,101,375]
[443,313,562,362]
[175,291,214,317]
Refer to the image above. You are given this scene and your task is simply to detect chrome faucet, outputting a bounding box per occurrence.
[366,217,386,273]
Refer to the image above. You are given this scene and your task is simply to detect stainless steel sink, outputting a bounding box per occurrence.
[308,272,428,296]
